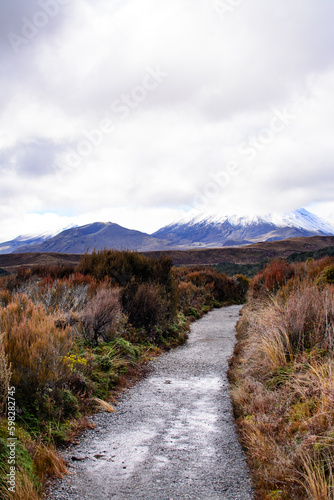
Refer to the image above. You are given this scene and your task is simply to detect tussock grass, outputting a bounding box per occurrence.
[92,397,116,413]
[229,258,334,499]
[33,443,68,482]
[0,467,40,500]
[297,452,334,500]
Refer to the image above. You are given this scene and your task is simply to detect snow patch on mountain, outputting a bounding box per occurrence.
[0,224,78,255]
[174,208,334,234]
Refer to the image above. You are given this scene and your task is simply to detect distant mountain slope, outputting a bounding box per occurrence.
[0,234,51,255]
[1,235,334,274]
[0,224,77,255]
[153,208,334,247]
[16,222,171,254]
[3,208,334,255]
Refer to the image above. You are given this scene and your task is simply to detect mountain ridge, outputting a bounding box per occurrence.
[1,235,334,275]
[2,208,334,254]
[153,208,334,248]
[15,222,172,254]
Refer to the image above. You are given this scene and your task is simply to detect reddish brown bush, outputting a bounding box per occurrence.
[177,281,201,312]
[250,259,294,299]
[30,263,76,280]
[81,288,121,344]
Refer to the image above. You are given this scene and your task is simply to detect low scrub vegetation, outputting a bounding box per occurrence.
[0,250,247,498]
[215,261,269,278]
[229,257,334,499]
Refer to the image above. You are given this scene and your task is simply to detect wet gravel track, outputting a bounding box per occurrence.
[47,305,253,500]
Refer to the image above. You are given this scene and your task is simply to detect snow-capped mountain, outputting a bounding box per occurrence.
[0,234,52,255]
[0,224,77,255]
[153,208,334,248]
[1,209,334,254]
[178,208,334,233]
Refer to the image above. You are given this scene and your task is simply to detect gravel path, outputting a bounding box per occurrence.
[47,305,253,500]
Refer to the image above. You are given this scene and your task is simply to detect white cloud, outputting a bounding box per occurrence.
[1,0,334,241]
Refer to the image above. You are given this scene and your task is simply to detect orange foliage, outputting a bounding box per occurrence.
[1,295,72,402]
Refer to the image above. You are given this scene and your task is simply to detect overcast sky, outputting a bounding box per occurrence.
[1,0,334,242]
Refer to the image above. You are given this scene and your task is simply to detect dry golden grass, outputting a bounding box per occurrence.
[0,468,40,500]
[2,295,72,399]
[0,341,11,416]
[297,452,334,500]
[236,299,293,383]
[287,359,334,429]
[229,280,334,499]
[33,443,68,482]
[92,397,116,413]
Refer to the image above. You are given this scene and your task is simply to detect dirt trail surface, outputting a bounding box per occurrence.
[47,305,253,500]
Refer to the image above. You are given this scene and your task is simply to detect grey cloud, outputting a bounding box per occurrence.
[0,0,42,36]
[0,0,70,54]
[0,139,64,177]
[1,0,334,240]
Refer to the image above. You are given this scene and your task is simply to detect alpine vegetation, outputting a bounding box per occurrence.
[229,257,334,499]
[0,250,247,498]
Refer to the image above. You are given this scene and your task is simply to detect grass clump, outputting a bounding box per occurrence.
[229,256,334,499]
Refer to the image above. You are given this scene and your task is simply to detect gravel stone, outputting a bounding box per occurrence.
[46,305,254,499]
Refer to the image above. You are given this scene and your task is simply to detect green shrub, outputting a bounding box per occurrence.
[188,307,200,319]
[235,274,250,298]
[318,264,334,285]
[121,282,168,331]
[98,355,113,372]
[54,389,79,418]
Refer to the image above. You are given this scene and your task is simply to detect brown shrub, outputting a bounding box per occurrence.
[187,268,242,303]
[0,289,12,307]
[77,249,173,287]
[30,263,76,280]
[16,275,92,316]
[305,256,334,282]
[2,296,72,403]
[121,282,168,331]
[175,266,245,312]
[250,259,294,299]
[81,287,121,344]
[177,281,200,312]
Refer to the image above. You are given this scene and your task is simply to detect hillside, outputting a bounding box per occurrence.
[153,208,334,247]
[144,235,334,266]
[0,234,51,255]
[0,252,81,273]
[2,208,333,255]
[1,235,334,274]
[16,222,172,254]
